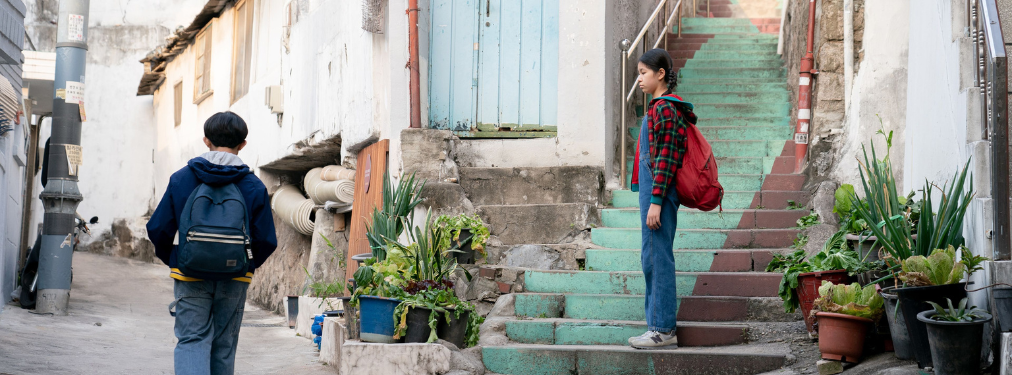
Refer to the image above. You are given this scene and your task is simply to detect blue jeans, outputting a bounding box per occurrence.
[170,280,248,375]
[638,120,681,333]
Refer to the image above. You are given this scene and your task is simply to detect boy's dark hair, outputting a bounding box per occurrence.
[204,111,248,148]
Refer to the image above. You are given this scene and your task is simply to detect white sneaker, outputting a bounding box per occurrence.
[627,331,653,345]
[630,330,678,349]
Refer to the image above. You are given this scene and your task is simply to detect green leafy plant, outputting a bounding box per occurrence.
[366,172,425,261]
[766,245,864,313]
[391,285,485,347]
[796,212,820,229]
[303,267,347,311]
[897,245,986,287]
[814,281,885,321]
[914,162,974,257]
[926,298,986,322]
[435,213,491,257]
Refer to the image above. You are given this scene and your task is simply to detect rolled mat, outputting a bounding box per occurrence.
[271,184,315,235]
[320,165,355,181]
[305,168,355,204]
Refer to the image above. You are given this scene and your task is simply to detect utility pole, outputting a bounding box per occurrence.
[36,0,88,315]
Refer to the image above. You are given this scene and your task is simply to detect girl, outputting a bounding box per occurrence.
[627,48,697,349]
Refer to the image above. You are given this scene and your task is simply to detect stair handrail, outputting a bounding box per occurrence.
[972,0,1011,260]
[619,0,683,188]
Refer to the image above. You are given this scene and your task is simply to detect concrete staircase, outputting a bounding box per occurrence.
[481,15,808,375]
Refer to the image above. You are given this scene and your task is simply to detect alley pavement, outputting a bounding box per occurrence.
[0,252,333,375]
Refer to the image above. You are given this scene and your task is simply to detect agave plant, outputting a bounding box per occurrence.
[366,172,425,261]
[926,297,986,322]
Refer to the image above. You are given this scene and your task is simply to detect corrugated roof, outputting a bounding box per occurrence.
[136,0,230,96]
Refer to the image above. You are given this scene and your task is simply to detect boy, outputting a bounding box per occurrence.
[147,111,277,375]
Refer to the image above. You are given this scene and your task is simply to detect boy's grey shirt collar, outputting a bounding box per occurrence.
[199,151,245,166]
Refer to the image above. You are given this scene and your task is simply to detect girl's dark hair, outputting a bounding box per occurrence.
[639,48,677,94]
[204,111,249,148]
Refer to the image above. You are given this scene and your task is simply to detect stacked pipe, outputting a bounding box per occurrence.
[271,184,316,235]
[304,166,355,204]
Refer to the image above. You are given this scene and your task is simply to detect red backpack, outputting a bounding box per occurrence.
[676,121,724,212]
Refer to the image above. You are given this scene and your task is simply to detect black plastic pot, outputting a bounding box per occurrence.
[917,310,992,375]
[437,309,470,348]
[880,287,912,360]
[993,287,1012,332]
[895,282,967,368]
[403,307,434,343]
[286,295,299,329]
[452,229,475,264]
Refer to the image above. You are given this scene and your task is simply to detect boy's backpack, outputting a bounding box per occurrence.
[676,121,724,212]
[176,182,253,280]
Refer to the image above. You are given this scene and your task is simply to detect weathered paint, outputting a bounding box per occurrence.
[505,320,555,344]
[481,345,788,375]
[586,249,712,272]
[523,269,699,295]
[610,190,755,210]
[482,346,576,375]
[590,227,729,249]
[429,0,478,131]
[514,293,565,318]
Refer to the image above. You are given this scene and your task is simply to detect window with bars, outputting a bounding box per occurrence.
[231,0,255,104]
[193,23,213,104]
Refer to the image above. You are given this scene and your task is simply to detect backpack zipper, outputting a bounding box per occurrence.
[186,236,246,245]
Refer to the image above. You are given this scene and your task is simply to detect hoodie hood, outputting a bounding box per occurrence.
[650,94,697,124]
[187,153,251,186]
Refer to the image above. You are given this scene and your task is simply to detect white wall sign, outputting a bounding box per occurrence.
[65,82,84,105]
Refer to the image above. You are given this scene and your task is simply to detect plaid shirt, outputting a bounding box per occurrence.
[645,97,689,205]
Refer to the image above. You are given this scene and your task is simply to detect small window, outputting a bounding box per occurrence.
[174,82,183,127]
[231,0,255,104]
[193,23,213,104]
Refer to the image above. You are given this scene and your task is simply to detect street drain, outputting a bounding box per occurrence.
[241,322,285,328]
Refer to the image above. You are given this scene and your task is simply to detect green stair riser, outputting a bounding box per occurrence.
[690,116,791,127]
[676,83,787,93]
[624,173,763,192]
[681,26,761,33]
[688,51,780,59]
[506,321,648,346]
[680,18,762,26]
[602,209,746,229]
[523,270,696,295]
[695,43,779,52]
[585,248,721,272]
[700,126,792,141]
[628,156,776,175]
[682,92,789,103]
[679,68,785,79]
[482,346,788,375]
[591,228,727,249]
[693,105,790,118]
[680,77,787,85]
[611,190,754,209]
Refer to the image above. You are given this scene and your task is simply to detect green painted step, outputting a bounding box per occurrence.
[504,319,747,346]
[692,116,791,127]
[679,68,785,79]
[680,17,759,26]
[682,26,761,33]
[514,293,795,322]
[590,227,799,249]
[523,269,782,296]
[688,50,780,60]
[610,189,755,209]
[584,248,786,272]
[482,344,789,375]
[681,91,789,104]
[675,39,780,45]
[701,126,792,141]
[680,77,786,85]
[624,173,761,192]
[696,43,778,52]
[627,156,775,175]
[602,208,744,229]
[711,33,779,40]
[693,103,790,117]
[681,59,783,69]
[677,83,787,93]
[713,139,787,157]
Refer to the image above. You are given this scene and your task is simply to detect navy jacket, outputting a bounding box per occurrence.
[147,156,277,281]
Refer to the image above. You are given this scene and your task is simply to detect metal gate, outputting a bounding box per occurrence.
[429,0,559,138]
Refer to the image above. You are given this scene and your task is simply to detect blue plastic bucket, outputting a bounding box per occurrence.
[358,295,401,343]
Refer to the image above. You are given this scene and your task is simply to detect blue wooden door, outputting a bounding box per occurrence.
[429,0,559,138]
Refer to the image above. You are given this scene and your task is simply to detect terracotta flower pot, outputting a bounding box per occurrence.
[817,312,873,363]
[797,270,851,334]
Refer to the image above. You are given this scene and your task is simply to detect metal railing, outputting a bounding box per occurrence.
[971,0,1011,260]
[619,0,685,188]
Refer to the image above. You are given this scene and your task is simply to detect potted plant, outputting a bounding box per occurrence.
[435,213,490,264]
[813,281,884,363]
[365,172,424,262]
[766,245,863,335]
[349,256,409,343]
[891,245,987,368]
[916,298,992,375]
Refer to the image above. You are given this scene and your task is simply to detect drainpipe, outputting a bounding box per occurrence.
[843,0,853,108]
[36,0,89,315]
[794,0,817,173]
[407,0,421,129]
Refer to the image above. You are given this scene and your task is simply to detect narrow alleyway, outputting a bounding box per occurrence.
[0,253,332,375]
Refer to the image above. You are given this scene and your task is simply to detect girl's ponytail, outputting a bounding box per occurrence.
[641,48,677,95]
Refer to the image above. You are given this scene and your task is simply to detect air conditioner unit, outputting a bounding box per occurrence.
[265,85,284,114]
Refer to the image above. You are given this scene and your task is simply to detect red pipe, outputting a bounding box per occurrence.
[408,0,421,129]
[794,0,817,173]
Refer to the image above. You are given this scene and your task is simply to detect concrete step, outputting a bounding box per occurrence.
[680,77,786,85]
[601,208,809,230]
[677,82,787,92]
[514,293,797,322]
[682,26,760,34]
[680,17,761,27]
[623,172,770,192]
[590,227,801,249]
[626,156,776,175]
[478,203,599,245]
[482,343,789,375]
[584,248,787,272]
[702,126,793,141]
[692,103,790,117]
[690,116,791,127]
[679,67,785,79]
[671,50,780,59]
[523,269,783,296]
[459,166,603,206]
[681,91,789,104]
[669,33,778,40]
[610,189,811,210]
[610,190,756,210]
[668,41,779,52]
[714,139,788,157]
[505,319,748,346]
[680,59,784,69]
[696,42,778,52]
